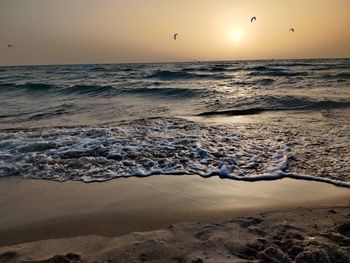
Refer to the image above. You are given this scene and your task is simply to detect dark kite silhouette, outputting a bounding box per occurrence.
[251,17,257,23]
[173,33,179,40]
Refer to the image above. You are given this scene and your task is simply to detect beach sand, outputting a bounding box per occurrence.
[0,176,349,262]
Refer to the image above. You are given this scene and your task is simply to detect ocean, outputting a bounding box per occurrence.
[0,59,349,184]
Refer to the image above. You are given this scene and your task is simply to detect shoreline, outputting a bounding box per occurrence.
[1,175,349,248]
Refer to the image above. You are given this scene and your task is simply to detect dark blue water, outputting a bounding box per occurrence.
[0,59,349,184]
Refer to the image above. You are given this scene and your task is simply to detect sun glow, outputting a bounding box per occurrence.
[229,30,243,43]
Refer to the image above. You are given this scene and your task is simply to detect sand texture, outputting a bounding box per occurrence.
[0,176,349,262]
[0,206,349,263]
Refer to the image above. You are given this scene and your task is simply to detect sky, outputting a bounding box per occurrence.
[1,0,350,66]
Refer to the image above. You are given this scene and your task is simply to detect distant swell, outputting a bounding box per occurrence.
[149,70,211,80]
[322,73,350,80]
[258,78,275,85]
[208,66,229,72]
[265,62,350,70]
[199,65,236,72]
[248,69,308,77]
[0,83,207,99]
[0,83,55,92]
[198,98,350,116]
[124,87,206,98]
[247,66,279,71]
[63,85,116,96]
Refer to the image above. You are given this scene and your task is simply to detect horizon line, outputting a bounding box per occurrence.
[1,56,349,68]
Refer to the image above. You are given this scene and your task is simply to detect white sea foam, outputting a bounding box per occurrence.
[1,118,349,187]
[0,119,287,181]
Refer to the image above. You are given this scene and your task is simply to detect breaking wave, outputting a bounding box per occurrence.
[1,118,349,187]
[0,118,292,182]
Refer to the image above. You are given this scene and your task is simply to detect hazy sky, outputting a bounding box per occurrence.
[1,0,350,66]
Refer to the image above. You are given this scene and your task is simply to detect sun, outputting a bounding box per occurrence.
[229,30,243,43]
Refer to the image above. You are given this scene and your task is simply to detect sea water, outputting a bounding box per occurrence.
[0,59,349,184]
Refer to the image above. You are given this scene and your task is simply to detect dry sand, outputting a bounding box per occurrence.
[0,175,349,262]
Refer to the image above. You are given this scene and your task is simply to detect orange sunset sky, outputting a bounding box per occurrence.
[1,0,350,66]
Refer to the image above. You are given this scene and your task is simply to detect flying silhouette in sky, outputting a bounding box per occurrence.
[251,17,257,23]
[289,28,295,32]
[173,33,179,40]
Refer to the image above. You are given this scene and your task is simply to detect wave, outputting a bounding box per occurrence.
[148,70,212,80]
[205,65,237,72]
[0,82,209,100]
[1,83,55,91]
[228,78,275,87]
[0,83,118,97]
[198,97,350,116]
[59,84,206,99]
[266,62,326,68]
[120,67,133,72]
[123,87,207,99]
[63,84,116,96]
[0,83,58,96]
[0,118,290,182]
[258,78,275,85]
[248,69,308,77]
[322,73,350,80]
[198,108,267,116]
[245,65,309,77]
[0,103,80,123]
[208,65,228,72]
[216,172,350,188]
[337,73,350,79]
[181,65,240,73]
[0,83,14,92]
[88,65,135,73]
[28,108,71,121]
[265,61,350,69]
[247,66,282,71]
[88,66,107,71]
[24,83,55,91]
[1,118,348,187]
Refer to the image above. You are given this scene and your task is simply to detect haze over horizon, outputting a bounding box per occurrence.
[1,0,350,66]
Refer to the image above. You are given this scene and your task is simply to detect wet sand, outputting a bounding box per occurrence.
[1,207,349,263]
[0,175,349,248]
